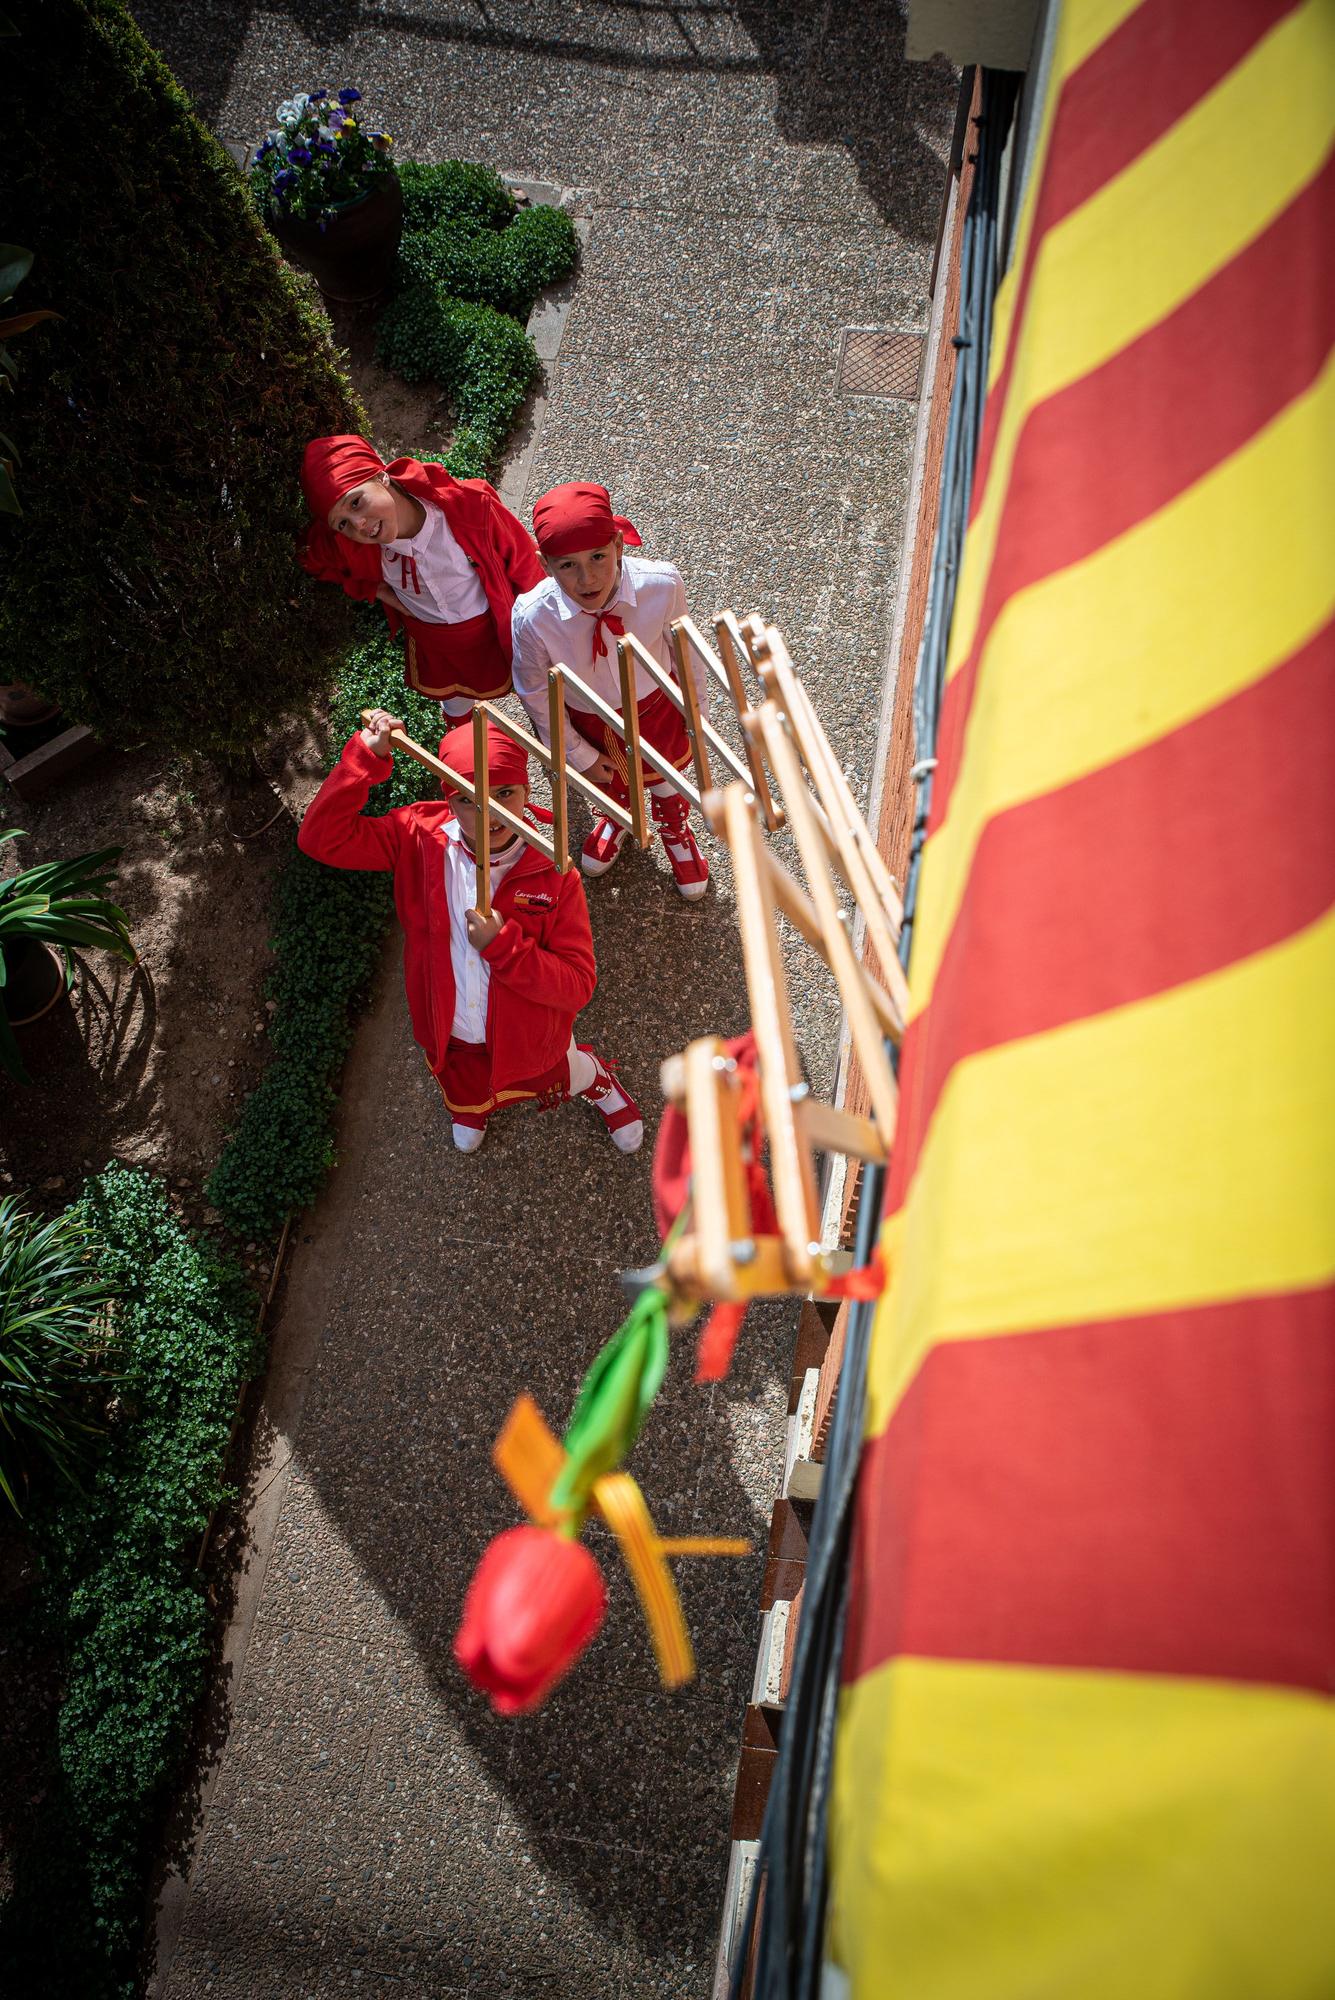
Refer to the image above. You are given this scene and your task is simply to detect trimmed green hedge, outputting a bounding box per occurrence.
[1,0,367,760]
[378,161,578,478]
[2,1166,257,1994]
[205,619,446,1242]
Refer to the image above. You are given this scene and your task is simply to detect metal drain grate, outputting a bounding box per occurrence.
[838,327,924,400]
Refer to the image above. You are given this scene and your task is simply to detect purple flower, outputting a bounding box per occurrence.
[289,145,313,166]
[337,87,362,105]
[309,87,329,101]
[274,168,297,190]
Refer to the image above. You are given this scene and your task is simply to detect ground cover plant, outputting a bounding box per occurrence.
[1,1166,256,1994]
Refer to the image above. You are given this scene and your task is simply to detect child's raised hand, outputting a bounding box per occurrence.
[361,709,404,758]
[465,905,503,951]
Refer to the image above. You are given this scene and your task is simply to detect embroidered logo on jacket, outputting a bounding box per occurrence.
[511,889,556,911]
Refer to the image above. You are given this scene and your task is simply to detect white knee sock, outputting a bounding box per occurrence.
[440,695,474,719]
[566,1039,597,1095]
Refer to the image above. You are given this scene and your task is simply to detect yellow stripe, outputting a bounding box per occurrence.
[867,913,1335,1433]
[952,0,1335,682]
[911,356,1335,1018]
[982,0,1146,395]
[829,1656,1335,2000]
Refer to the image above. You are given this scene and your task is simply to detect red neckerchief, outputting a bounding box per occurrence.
[387,550,421,596]
[581,572,625,661]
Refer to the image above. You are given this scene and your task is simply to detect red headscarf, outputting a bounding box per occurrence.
[301,435,387,520]
[437,719,529,793]
[531,481,642,558]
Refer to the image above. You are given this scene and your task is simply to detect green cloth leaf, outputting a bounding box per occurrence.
[552,1290,668,1517]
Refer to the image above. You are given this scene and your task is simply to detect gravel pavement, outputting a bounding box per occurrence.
[132,5,955,1995]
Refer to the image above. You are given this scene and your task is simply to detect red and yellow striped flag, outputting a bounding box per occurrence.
[829,2,1335,1993]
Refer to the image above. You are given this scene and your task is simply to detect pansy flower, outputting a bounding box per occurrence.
[289,144,313,166]
[337,87,362,105]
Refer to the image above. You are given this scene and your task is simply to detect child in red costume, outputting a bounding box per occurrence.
[299,435,545,716]
[510,481,711,900]
[296,708,644,1156]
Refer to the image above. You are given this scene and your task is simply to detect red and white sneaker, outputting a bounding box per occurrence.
[577,1046,644,1154]
[581,816,628,878]
[652,794,710,900]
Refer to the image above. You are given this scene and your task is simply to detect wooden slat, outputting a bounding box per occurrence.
[723,782,820,1284]
[759,629,910,1029]
[546,678,569,873]
[616,640,650,846]
[798,1096,888,1165]
[715,612,782,830]
[756,706,900,1146]
[472,706,492,917]
[683,1035,753,1298]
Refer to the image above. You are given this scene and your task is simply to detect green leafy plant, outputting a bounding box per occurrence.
[0,242,59,516]
[1,0,367,758]
[376,289,539,477]
[0,830,136,1082]
[2,1166,258,1990]
[376,160,577,477]
[250,85,396,224]
[206,618,446,1241]
[0,1194,119,1513]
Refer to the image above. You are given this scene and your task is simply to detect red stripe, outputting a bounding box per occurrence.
[887,624,1335,1207]
[844,1287,1335,1693]
[968,0,1300,526]
[933,149,1335,827]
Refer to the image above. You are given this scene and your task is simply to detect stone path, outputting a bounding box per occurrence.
[135,5,955,1994]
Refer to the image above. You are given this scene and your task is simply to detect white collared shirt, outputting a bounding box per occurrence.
[383,499,489,626]
[510,553,706,772]
[442,818,524,1043]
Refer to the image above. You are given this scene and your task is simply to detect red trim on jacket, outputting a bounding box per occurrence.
[296,733,597,1088]
[298,459,546,666]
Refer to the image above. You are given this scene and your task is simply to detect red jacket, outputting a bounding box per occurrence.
[299,460,545,664]
[297,733,597,1087]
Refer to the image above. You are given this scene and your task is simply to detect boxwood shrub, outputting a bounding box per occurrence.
[205,617,446,1243]
[1,0,367,760]
[378,159,578,477]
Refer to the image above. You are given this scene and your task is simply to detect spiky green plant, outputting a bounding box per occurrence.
[0,829,136,1082]
[0,1192,120,1512]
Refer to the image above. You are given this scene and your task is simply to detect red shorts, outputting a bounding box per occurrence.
[567,685,692,806]
[402,610,510,704]
[430,1039,570,1129]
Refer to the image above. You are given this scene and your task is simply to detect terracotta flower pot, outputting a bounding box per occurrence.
[0,682,61,729]
[1,937,65,1028]
[271,173,404,304]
